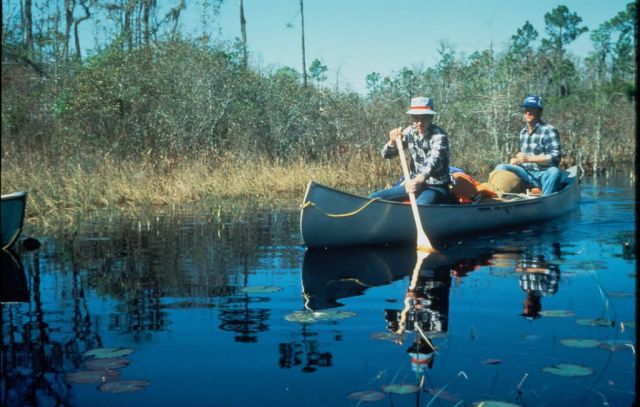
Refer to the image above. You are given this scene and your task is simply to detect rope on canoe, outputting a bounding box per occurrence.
[300,197,381,218]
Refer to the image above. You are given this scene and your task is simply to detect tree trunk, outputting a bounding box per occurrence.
[240,0,247,67]
[300,0,307,87]
[64,0,75,62]
[74,0,93,60]
[24,0,34,52]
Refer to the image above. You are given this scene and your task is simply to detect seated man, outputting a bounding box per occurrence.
[495,95,562,196]
[369,96,453,205]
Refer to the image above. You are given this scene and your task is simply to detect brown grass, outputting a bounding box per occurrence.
[1,151,401,229]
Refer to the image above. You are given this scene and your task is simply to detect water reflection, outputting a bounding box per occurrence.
[0,249,28,303]
[2,196,634,405]
[516,253,561,319]
[301,245,416,310]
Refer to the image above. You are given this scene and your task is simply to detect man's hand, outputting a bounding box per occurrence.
[510,152,527,165]
[387,127,403,146]
[404,174,426,194]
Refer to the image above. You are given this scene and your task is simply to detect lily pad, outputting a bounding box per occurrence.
[65,369,120,384]
[98,380,150,393]
[576,318,614,327]
[541,363,594,377]
[239,285,282,294]
[426,387,460,401]
[473,401,521,407]
[84,357,131,370]
[369,332,398,342]
[559,338,601,348]
[347,390,385,401]
[284,311,318,323]
[381,383,421,394]
[83,347,135,359]
[285,310,357,324]
[539,310,575,317]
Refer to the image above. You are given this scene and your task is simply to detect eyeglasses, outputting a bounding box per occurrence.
[411,115,431,122]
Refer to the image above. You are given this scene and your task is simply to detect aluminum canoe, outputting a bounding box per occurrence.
[300,166,580,248]
[1,191,27,250]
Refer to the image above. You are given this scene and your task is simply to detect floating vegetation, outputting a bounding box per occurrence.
[426,387,460,402]
[369,332,398,342]
[539,310,575,317]
[576,318,614,327]
[98,380,150,393]
[559,338,601,348]
[472,401,521,407]
[65,369,120,384]
[346,390,385,401]
[607,291,634,298]
[598,339,635,352]
[541,363,594,377]
[519,333,541,341]
[285,310,356,324]
[239,285,283,294]
[481,358,503,365]
[84,357,131,370]
[381,383,421,395]
[82,347,135,359]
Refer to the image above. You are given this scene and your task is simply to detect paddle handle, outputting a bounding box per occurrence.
[395,134,433,252]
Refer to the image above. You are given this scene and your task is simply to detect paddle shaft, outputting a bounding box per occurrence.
[395,134,433,251]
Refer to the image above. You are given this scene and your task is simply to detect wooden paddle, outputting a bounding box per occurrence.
[395,133,434,252]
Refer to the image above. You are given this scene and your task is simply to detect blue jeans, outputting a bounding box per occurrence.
[368,183,452,205]
[494,164,561,196]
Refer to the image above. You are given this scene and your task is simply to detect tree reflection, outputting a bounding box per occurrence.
[279,325,332,373]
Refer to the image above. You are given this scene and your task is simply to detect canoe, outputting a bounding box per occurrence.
[1,191,28,250]
[300,166,580,248]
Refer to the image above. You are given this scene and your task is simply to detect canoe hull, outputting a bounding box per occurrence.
[1,192,27,250]
[300,167,580,248]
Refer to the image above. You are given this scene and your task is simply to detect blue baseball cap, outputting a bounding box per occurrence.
[521,95,543,109]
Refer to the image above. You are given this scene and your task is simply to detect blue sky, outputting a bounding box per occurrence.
[108,0,631,94]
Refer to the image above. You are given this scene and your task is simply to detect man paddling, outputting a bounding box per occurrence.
[369,96,453,205]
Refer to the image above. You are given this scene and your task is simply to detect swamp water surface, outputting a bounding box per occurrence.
[1,175,636,406]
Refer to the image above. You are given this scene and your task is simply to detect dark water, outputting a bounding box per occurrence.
[1,175,636,407]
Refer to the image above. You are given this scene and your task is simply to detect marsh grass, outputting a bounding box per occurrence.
[1,150,401,229]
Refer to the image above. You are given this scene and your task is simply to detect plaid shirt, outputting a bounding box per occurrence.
[519,121,561,171]
[381,124,451,186]
[517,256,560,296]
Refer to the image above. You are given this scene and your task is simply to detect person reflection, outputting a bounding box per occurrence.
[516,253,560,319]
[384,266,451,374]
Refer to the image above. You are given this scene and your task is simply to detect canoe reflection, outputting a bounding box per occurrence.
[301,245,494,312]
[1,249,29,303]
[301,246,417,311]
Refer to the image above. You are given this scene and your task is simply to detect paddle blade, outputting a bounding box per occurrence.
[416,230,434,252]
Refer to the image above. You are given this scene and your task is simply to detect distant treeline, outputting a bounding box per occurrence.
[1,1,636,177]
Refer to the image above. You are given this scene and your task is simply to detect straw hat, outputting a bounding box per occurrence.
[406,97,437,115]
